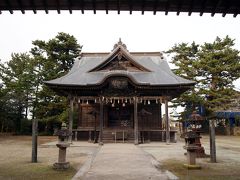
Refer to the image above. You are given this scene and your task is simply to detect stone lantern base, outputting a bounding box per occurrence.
[183,164,201,169]
[53,143,70,170]
[183,145,201,169]
[53,162,70,170]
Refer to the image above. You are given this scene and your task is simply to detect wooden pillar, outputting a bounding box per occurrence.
[210,119,217,163]
[69,98,73,143]
[159,103,162,128]
[31,118,38,163]
[165,98,170,144]
[99,100,104,145]
[134,97,139,145]
[78,103,82,127]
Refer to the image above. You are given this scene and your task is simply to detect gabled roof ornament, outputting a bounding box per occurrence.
[113,38,127,51]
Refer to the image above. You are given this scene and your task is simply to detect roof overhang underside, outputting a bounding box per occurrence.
[1,0,240,17]
[46,75,194,98]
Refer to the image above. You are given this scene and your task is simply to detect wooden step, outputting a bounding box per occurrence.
[102,129,134,143]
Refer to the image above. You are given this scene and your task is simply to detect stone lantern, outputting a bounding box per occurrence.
[182,131,201,169]
[188,111,206,157]
[53,123,72,170]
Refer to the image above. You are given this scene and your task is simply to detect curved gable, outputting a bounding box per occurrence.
[88,40,151,72]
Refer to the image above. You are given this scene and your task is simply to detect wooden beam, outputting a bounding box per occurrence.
[134,97,139,144]
[68,98,73,142]
[31,118,38,162]
[99,99,104,145]
[165,99,170,144]
[209,120,217,162]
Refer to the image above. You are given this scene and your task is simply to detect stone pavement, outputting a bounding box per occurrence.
[73,143,178,180]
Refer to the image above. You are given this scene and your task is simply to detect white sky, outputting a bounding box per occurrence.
[0,10,239,89]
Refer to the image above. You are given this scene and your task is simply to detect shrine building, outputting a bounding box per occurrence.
[45,40,195,144]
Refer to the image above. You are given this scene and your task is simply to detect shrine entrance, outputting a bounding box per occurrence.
[108,105,133,128]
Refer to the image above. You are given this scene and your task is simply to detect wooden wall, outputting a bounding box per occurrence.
[78,103,162,129]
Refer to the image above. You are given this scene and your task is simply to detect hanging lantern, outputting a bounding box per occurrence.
[125,98,127,103]
[94,98,97,103]
[86,100,89,104]
[156,99,158,104]
[148,100,150,105]
[118,99,120,104]
[122,103,126,107]
[78,98,81,104]
[112,103,115,107]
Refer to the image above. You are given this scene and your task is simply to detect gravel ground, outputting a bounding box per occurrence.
[0,135,239,180]
[140,135,240,180]
[0,136,98,180]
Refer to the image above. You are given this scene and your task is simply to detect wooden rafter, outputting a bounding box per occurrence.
[221,0,229,17]
[17,0,25,14]
[31,0,37,14]
[105,0,109,14]
[81,0,84,14]
[176,0,182,16]
[5,0,13,14]
[0,0,239,16]
[129,0,133,14]
[153,0,158,15]
[165,0,169,15]
[211,0,221,17]
[188,0,194,16]
[68,0,72,14]
[56,0,60,14]
[141,0,145,15]
[117,0,120,14]
[93,0,96,14]
[233,4,239,17]
[43,0,48,14]
[233,11,238,18]
[200,0,207,16]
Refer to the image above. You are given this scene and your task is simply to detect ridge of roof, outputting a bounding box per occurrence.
[81,51,163,57]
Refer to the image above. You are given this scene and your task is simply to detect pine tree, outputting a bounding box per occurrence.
[167,36,240,117]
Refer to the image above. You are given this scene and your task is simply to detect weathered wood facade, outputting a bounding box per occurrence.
[45,40,195,144]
